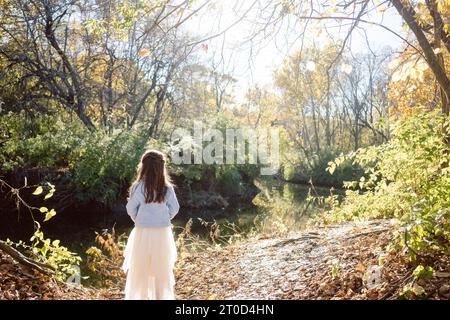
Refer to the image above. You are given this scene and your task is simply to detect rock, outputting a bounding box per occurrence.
[438,284,450,298]
[186,191,229,209]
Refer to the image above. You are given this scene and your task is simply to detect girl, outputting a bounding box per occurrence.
[122,150,180,300]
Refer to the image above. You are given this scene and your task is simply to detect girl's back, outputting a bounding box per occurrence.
[126,181,180,228]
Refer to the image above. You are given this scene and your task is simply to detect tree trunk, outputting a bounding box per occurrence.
[0,240,55,276]
[43,4,95,131]
[390,0,450,116]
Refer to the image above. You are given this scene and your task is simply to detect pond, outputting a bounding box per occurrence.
[175,179,339,241]
[23,179,340,287]
[56,179,340,259]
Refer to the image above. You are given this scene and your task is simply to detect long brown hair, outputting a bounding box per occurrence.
[131,150,172,203]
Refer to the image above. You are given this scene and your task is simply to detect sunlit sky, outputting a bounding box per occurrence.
[183,0,406,103]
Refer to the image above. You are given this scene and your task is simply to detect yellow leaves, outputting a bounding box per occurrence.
[402,282,427,297]
[138,48,152,57]
[355,263,366,273]
[414,3,431,28]
[436,0,450,14]
[44,209,56,222]
[44,192,54,200]
[388,47,450,117]
[85,230,126,287]
[444,23,450,35]
[33,185,56,220]
[327,161,337,175]
[341,64,353,75]
[38,206,57,221]
[390,57,428,83]
[45,182,55,200]
[411,283,426,296]
[377,4,388,14]
[326,6,338,15]
[84,56,126,95]
[312,27,323,38]
[32,186,43,195]
[89,61,107,82]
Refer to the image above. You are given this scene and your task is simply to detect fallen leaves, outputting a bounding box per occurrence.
[0,250,106,300]
[2,219,449,300]
[175,220,450,300]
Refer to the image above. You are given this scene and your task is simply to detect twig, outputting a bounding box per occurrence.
[378,270,414,300]
[270,234,321,248]
[344,228,390,240]
[0,240,55,275]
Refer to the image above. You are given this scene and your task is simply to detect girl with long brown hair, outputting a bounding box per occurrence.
[122,150,180,300]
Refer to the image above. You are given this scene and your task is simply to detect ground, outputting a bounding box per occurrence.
[175,219,450,300]
[1,219,449,300]
[175,220,395,299]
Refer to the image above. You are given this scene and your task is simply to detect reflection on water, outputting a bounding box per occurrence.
[173,179,339,241]
[49,180,339,285]
[52,180,340,258]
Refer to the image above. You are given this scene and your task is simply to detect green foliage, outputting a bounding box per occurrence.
[10,221,82,281]
[252,180,334,235]
[1,110,263,208]
[6,182,81,281]
[322,111,450,259]
[168,112,263,195]
[0,112,153,206]
[68,126,153,206]
[215,164,260,195]
[215,165,243,193]
[413,265,434,279]
[0,112,82,171]
[282,147,363,186]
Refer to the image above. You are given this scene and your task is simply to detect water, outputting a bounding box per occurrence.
[166,179,338,246]
[41,180,339,261]
[38,179,339,287]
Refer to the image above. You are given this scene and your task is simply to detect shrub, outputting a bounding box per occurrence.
[68,126,154,206]
[3,180,81,281]
[323,111,450,259]
[0,112,82,171]
[282,147,363,186]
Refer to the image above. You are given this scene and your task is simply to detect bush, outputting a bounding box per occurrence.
[68,126,154,206]
[0,112,155,207]
[0,112,83,171]
[167,112,263,196]
[282,147,364,186]
[323,111,450,259]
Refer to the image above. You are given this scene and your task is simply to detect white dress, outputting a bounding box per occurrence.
[122,226,177,300]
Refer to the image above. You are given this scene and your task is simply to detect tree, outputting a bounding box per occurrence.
[0,0,209,133]
[242,0,449,115]
[274,45,342,152]
[0,0,95,129]
[338,51,391,149]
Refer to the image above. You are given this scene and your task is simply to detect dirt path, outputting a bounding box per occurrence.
[175,220,395,299]
[4,218,447,300]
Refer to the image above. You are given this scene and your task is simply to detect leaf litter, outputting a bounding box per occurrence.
[1,219,449,299]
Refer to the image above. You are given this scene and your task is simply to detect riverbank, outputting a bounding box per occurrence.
[2,219,449,300]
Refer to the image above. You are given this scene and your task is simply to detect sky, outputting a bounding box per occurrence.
[183,0,406,104]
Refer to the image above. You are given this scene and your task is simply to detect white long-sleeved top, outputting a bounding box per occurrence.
[126,181,180,227]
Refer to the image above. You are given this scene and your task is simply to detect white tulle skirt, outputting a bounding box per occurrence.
[122,226,177,300]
